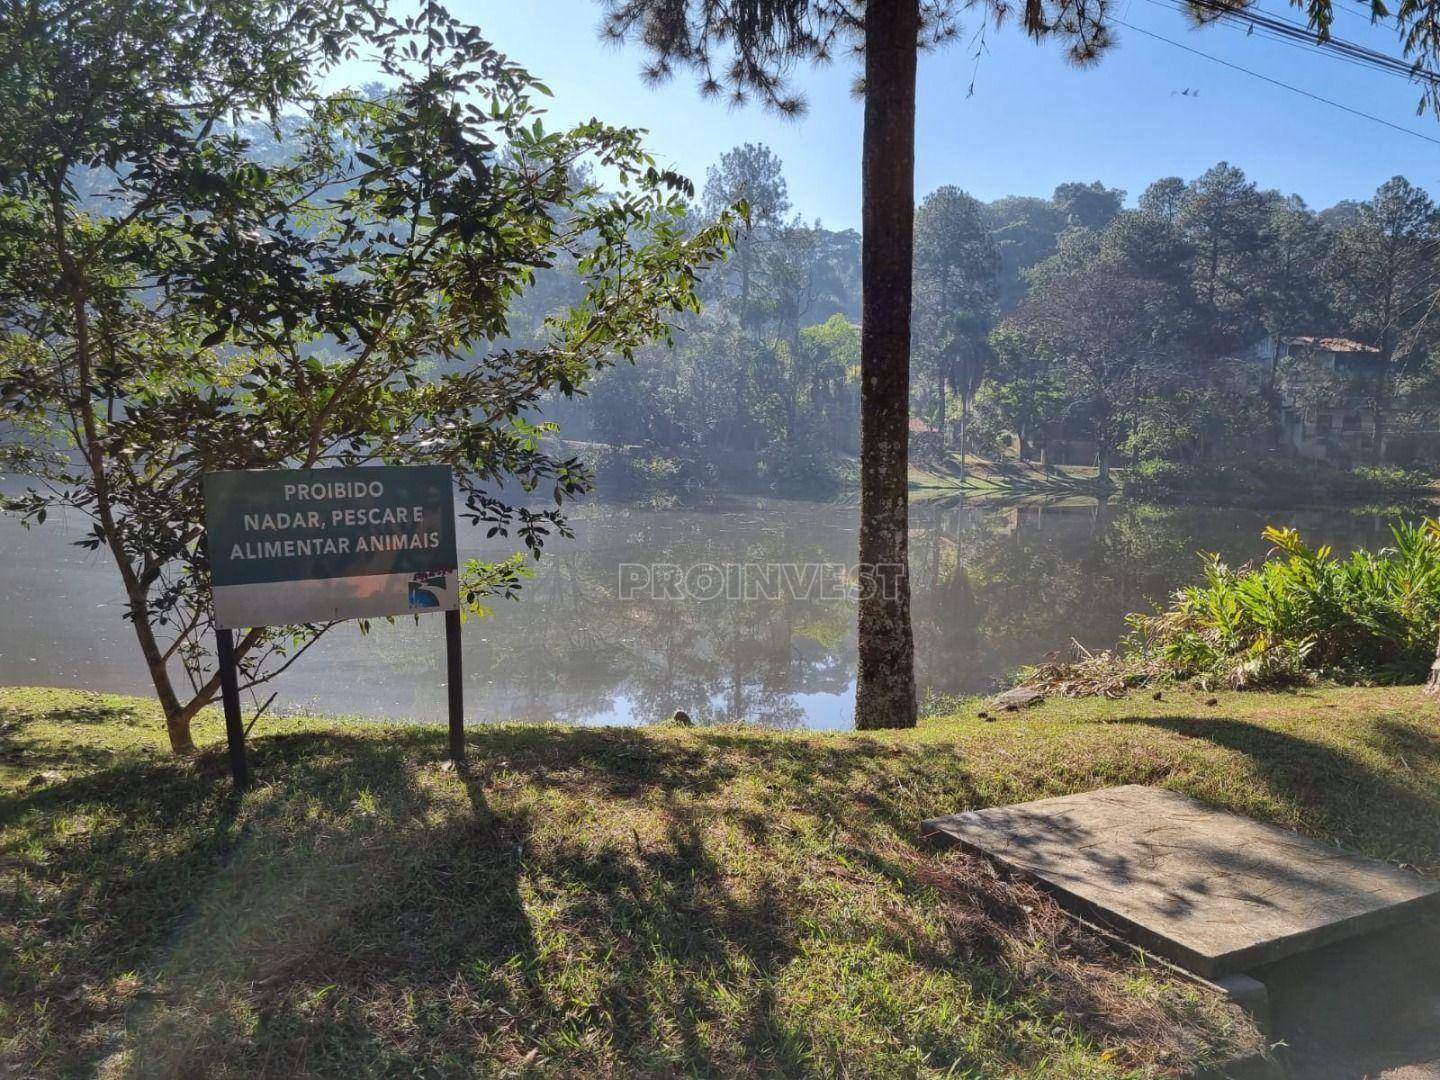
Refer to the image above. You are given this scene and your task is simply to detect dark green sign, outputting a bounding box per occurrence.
[204,465,458,628]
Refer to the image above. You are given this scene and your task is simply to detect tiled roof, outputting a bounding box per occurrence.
[1284,336,1380,354]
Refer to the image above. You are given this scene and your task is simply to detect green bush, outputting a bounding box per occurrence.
[1349,464,1433,492]
[1129,521,1440,687]
[1122,458,1187,499]
[1120,458,1434,502]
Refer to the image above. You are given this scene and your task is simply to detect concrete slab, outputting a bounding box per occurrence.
[921,785,1440,978]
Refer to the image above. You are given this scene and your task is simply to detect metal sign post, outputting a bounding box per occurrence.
[203,465,463,788]
[215,626,249,788]
[446,609,465,765]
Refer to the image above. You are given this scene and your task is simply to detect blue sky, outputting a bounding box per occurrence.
[333,0,1440,229]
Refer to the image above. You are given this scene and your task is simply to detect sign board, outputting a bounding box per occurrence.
[204,465,459,629]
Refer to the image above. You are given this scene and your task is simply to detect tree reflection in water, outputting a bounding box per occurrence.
[0,493,1413,728]
[450,498,1414,728]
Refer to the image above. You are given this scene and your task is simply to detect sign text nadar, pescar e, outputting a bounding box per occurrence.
[203,465,459,629]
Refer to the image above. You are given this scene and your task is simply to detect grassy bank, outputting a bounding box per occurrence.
[909,454,1440,507]
[5,687,1440,1077]
[910,457,1107,500]
[1122,458,1438,505]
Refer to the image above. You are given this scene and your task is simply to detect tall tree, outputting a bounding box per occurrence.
[1325,176,1438,461]
[703,143,793,329]
[0,0,729,753]
[1258,194,1334,347]
[979,324,1062,461]
[1139,176,1189,224]
[1179,162,1271,346]
[1100,207,1196,291]
[984,195,1070,312]
[597,0,1112,729]
[1327,176,1437,361]
[763,218,831,353]
[1013,223,1190,481]
[913,186,999,456]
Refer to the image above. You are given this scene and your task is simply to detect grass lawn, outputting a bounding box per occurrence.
[4,685,1439,1077]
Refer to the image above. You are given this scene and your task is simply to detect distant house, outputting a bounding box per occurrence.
[1280,335,1384,375]
[1272,336,1383,464]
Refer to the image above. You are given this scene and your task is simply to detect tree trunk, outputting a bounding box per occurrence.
[855,0,918,731]
[739,232,752,331]
[1428,626,1440,695]
[53,187,197,754]
[936,366,946,452]
[137,609,198,754]
[959,390,968,463]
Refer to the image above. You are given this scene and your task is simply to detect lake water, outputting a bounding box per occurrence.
[0,483,1425,729]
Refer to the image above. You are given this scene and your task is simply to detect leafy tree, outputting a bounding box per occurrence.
[1052,180,1124,231]
[797,313,864,452]
[1318,199,1364,232]
[1124,373,1272,463]
[973,324,1063,460]
[1324,176,1439,460]
[579,299,861,493]
[596,0,1113,729]
[912,186,998,456]
[0,0,728,753]
[760,217,853,352]
[1013,222,1190,481]
[1257,195,1334,346]
[1327,176,1438,361]
[984,195,1070,312]
[1099,208,1196,292]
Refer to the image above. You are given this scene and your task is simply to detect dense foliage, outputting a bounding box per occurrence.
[542,151,1440,491]
[1131,522,1440,687]
[0,0,728,751]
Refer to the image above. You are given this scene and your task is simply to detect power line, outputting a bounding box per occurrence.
[1112,16,1440,146]
[1170,10,1418,83]
[1181,0,1440,88]
[1164,0,1429,85]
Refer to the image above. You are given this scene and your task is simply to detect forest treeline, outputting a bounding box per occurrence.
[529,144,1440,495]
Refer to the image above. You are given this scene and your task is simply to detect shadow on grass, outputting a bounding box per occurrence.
[1,727,816,1075]
[237,733,810,1074]
[8,704,1432,1075]
[1105,713,1440,867]
[0,698,147,728]
[0,755,244,1072]
[1368,715,1440,771]
[0,697,149,774]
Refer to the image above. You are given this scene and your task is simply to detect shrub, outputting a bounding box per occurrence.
[1119,458,1434,502]
[909,429,946,466]
[1128,521,1440,687]
[1122,458,1187,499]
[1349,464,1432,493]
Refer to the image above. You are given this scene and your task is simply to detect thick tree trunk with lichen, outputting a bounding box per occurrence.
[855,0,919,730]
[1427,627,1440,695]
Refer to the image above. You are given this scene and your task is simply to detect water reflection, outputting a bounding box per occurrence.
[0,488,1423,729]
